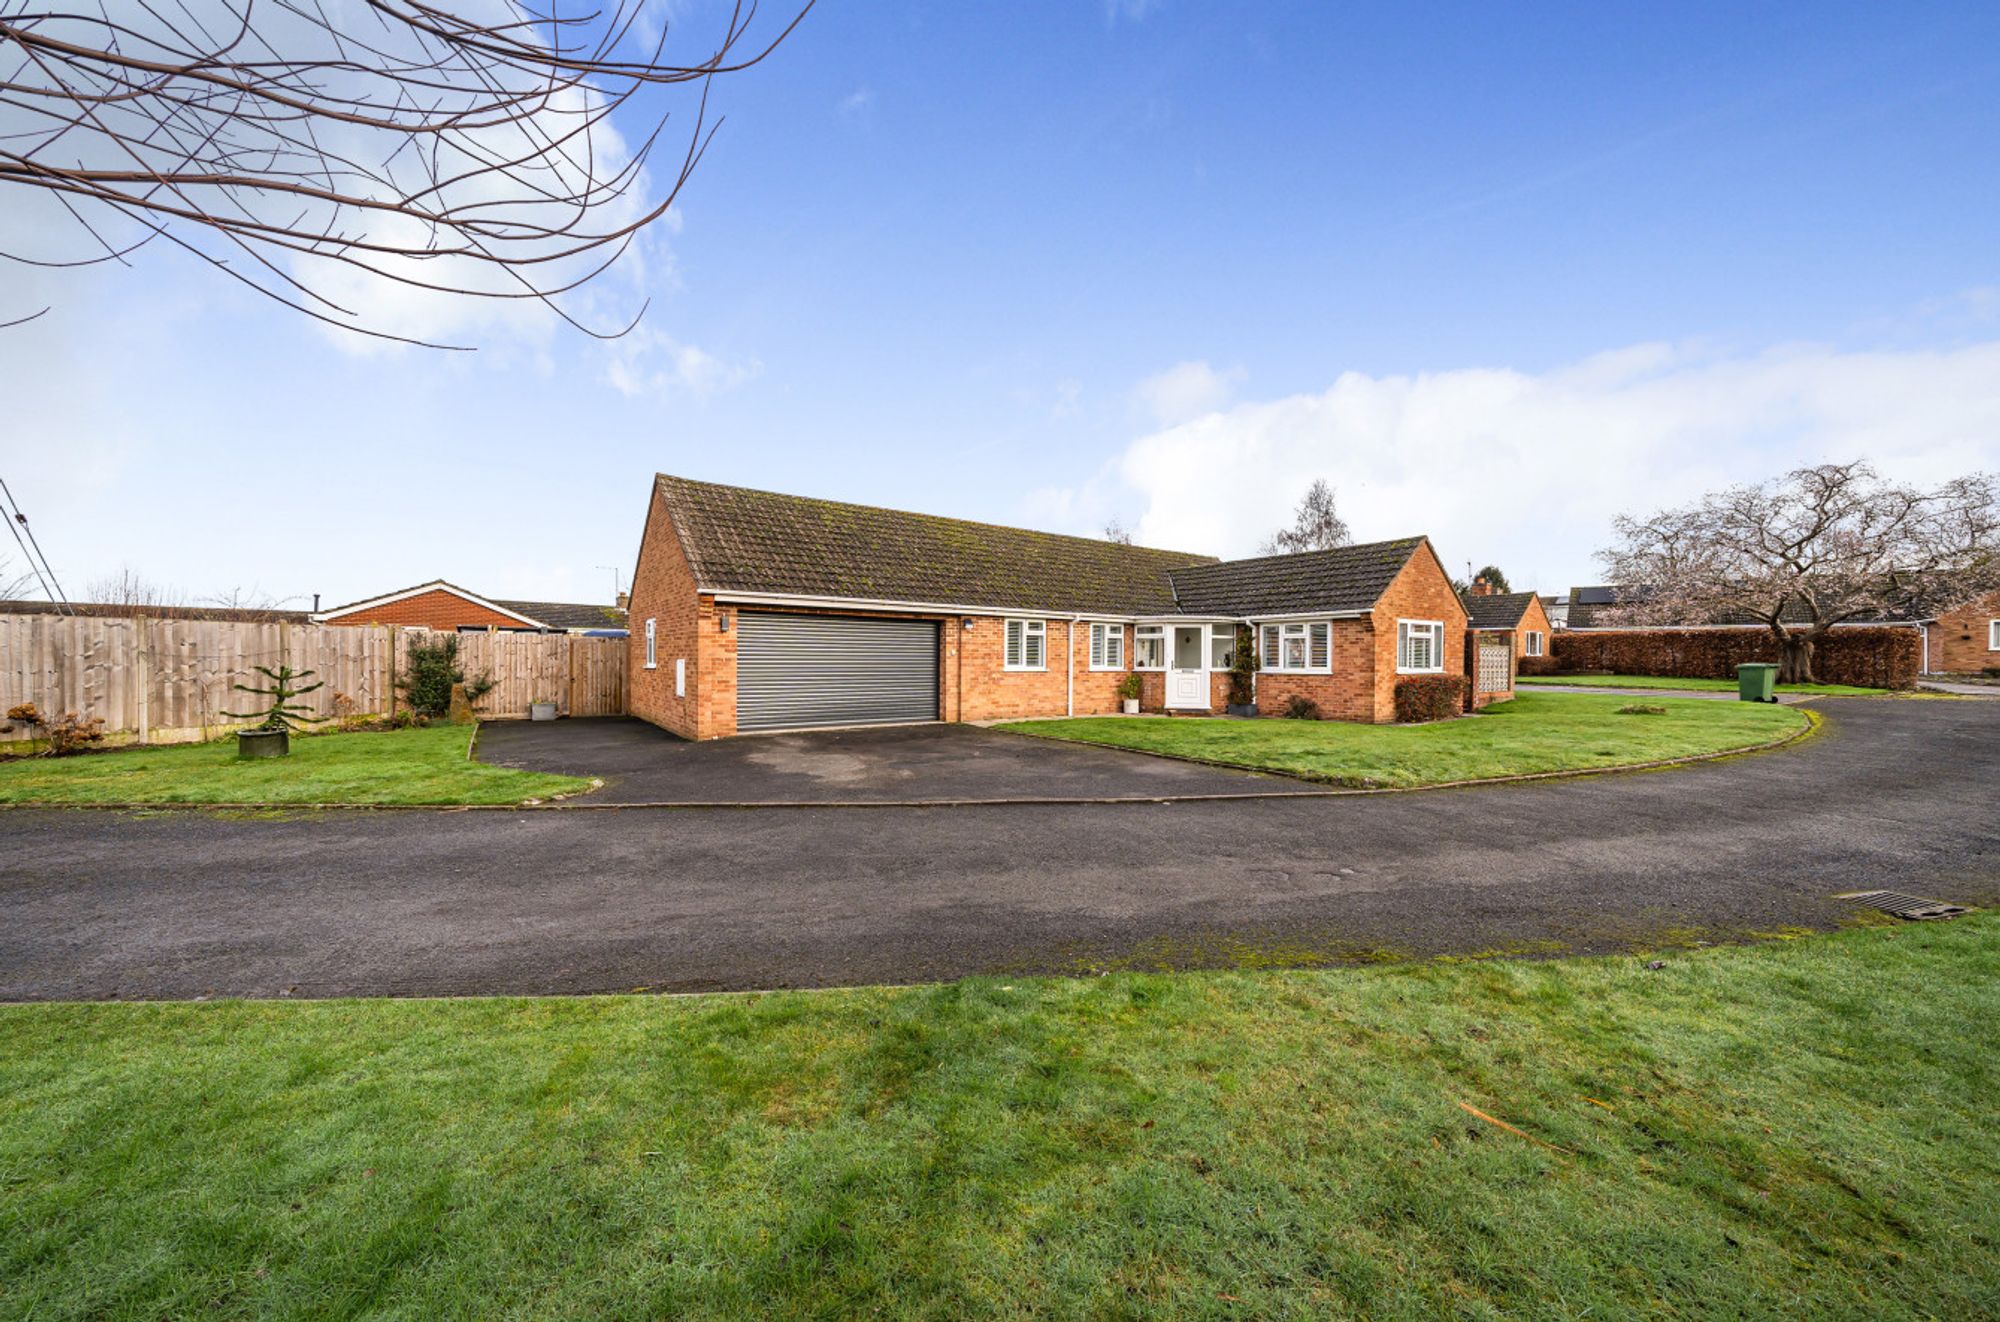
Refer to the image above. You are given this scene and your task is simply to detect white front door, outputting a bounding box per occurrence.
[1167,624,1208,709]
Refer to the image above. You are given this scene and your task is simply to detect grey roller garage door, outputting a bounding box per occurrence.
[736,613,940,732]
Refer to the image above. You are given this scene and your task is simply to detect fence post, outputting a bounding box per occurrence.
[135,620,151,745]
[388,626,399,717]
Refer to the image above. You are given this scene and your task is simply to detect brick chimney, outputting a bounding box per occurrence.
[616,591,630,611]
[1470,576,1492,596]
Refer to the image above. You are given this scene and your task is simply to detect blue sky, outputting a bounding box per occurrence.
[6,0,1999,608]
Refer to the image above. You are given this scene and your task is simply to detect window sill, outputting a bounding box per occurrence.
[1003,666,1047,674]
[1397,668,1445,676]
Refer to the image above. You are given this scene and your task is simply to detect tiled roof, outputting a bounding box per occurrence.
[1460,590,1539,630]
[656,474,1217,615]
[1166,538,1426,617]
[494,600,629,631]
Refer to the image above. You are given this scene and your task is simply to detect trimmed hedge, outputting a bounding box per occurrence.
[1551,627,1919,689]
[1394,674,1469,723]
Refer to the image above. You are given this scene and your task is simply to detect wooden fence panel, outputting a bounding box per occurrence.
[0,615,628,745]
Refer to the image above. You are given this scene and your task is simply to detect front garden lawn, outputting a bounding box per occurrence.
[0,725,590,806]
[2,918,1996,1318]
[996,691,1809,788]
[1519,673,1885,695]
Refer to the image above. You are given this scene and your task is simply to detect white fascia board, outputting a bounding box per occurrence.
[1243,610,1369,624]
[313,580,545,628]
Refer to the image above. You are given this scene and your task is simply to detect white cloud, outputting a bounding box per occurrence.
[839,87,875,115]
[1107,340,2000,589]
[603,325,758,399]
[1131,359,1244,426]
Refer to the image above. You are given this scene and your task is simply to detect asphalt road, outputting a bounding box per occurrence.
[2,697,1994,1001]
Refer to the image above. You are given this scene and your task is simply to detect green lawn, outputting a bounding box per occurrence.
[3,918,1996,1318]
[0,725,590,806]
[996,691,1809,788]
[1519,673,1885,695]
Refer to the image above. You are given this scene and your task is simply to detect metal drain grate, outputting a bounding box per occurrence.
[1835,890,1972,921]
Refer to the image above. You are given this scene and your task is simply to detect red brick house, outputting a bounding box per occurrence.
[1460,585,1554,660]
[313,580,628,634]
[627,474,1470,739]
[1921,588,2000,675]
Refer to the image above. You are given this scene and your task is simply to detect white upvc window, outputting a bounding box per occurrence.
[1088,622,1125,670]
[1257,621,1331,673]
[1004,618,1046,671]
[1990,619,1999,651]
[644,618,657,669]
[1524,630,1545,658]
[1209,624,1236,670]
[1398,619,1445,674]
[1134,625,1165,671]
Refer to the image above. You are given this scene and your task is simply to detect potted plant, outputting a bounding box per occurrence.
[1226,624,1260,716]
[223,664,325,757]
[530,696,558,721]
[1117,671,1143,714]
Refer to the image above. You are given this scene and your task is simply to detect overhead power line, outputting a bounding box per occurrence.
[0,476,72,613]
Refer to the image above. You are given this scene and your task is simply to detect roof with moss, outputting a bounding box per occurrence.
[1460,590,1541,630]
[655,475,1218,615]
[1167,539,1428,617]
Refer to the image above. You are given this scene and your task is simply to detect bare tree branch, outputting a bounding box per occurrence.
[0,0,812,346]
[1261,478,1352,555]
[1598,462,2000,681]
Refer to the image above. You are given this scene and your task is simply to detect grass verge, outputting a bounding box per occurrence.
[996,691,1810,788]
[2,918,1995,1318]
[1519,673,1885,695]
[0,725,589,806]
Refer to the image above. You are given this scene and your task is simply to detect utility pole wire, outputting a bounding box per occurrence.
[0,476,71,612]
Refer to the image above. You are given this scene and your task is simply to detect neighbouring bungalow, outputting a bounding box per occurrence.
[312,580,629,635]
[1457,578,1555,705]
[1460,579,1554,663]
[626,474,1471,739]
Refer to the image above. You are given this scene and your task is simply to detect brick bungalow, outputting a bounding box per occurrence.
[1460,583,1554,662]
[313,580,628,634]
[1920,587,2000,675]
[1457,583,1552,706]
[626,474,1470,739]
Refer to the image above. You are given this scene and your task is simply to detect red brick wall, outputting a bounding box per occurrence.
[324,588,526,631]
[627,491,709,738]
[957,618,1133,721]
[1253,619,1376,721]
[1925,591,2000,674]
[1515,596,1554,661]
[1367,543,1470,723]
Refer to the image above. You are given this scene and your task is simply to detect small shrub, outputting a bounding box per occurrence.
[1116,672,1143,702]
[1228,625,1258,707]
[398,634,472,717]
[1282,695,1321,720]
[1617,703,1669,716]
[1,703,106,756]
[1394,675,1469,723]
[1518,655,1561,677]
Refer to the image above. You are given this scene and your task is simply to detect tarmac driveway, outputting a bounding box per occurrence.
[473,718,1303,803]
[2,697,1995,1001]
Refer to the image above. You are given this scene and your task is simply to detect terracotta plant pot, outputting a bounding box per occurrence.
[237,728,289,759]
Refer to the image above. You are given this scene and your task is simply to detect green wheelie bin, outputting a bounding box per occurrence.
[1736,663,1779,702]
